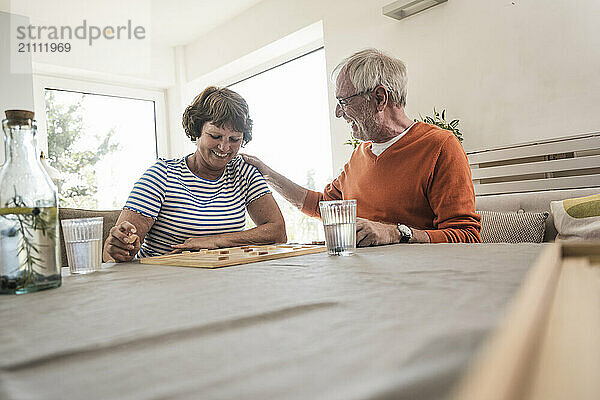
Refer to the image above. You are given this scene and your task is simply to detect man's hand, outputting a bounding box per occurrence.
[240,153,308,211]
[104,221,141,262]
[240,153,269,176]
[356,218,431,245]
[356,218,400,247]
[170,237,219,253]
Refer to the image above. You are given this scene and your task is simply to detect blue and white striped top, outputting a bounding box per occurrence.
[124,155,270,258]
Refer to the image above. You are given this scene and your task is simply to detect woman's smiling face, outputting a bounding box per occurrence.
[196,121,243,172]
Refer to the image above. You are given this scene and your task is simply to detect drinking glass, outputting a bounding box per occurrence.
[61,217,103,274]
[319,200,357,256]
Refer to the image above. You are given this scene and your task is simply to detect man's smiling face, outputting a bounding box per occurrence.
[334,70,379,142]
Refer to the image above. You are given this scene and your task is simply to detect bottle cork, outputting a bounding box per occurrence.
[5,110,34,120]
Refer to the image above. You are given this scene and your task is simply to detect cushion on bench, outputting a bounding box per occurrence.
[475,187,599,242]
[551,193,600,241]
[478,210,549,243]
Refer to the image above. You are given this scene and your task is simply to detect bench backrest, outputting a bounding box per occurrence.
[467,132,600,241]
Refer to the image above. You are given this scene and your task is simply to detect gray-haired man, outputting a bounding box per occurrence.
[243,48,481,245]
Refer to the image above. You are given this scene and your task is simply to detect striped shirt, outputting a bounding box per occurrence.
[124,155,270,258]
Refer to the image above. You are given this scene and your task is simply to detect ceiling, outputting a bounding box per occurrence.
[0,0,266,47]
[151,0,265,46]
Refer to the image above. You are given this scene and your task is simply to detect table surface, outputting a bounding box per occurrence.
[0,243,544,400]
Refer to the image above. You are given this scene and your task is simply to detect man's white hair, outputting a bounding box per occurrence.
[332,48,408,107]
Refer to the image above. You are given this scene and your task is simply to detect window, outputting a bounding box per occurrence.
[230,48,333,242]
[43,88,158,209]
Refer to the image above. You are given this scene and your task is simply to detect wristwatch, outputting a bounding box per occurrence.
[397,224,413,243]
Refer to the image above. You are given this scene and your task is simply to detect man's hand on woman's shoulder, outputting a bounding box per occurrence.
[240,153,268,175]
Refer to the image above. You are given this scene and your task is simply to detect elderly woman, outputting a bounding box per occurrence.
[103,87,286,262]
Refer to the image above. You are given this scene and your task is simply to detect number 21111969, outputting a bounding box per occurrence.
[18,43,71,52]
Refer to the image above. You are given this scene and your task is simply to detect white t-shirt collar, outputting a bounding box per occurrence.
[370,121,416,157]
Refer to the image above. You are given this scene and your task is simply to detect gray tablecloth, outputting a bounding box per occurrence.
[0,243,544,400]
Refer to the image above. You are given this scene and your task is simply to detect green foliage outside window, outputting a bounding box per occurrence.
[45,91,119,208]
[246,168,323,242]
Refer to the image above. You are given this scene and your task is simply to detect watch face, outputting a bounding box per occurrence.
[398,224,411,237]
[397,224,412,243]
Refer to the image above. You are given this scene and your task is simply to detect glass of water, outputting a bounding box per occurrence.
[319,200,357,256]
[61,217,103,274]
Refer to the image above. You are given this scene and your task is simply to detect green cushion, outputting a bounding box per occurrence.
[550,194,600,240]
[563,194,600,218]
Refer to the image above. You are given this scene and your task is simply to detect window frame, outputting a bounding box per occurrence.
[32,74,169,159]
[227,46,325,89]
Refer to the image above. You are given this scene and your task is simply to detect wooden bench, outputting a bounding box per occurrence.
[467,132,600,241]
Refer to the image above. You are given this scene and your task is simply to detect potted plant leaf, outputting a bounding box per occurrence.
[417,108,463,143]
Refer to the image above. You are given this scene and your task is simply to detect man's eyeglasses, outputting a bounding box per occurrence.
[336,92,365,108]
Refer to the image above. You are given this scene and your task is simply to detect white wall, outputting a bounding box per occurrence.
[0,1,176,162]
[178,0,600,174]
[4,1,599,172]
[0,11,34,165]
[2,0,176,88]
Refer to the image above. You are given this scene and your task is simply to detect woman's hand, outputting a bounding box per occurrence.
[103,209,154,262]
[170,194,286,253]
[171,237,218,253]
[104,221,141,262]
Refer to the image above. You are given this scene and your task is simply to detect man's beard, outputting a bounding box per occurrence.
[352,110,382,142]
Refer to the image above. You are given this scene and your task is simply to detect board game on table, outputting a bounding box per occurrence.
[138,244,328,268]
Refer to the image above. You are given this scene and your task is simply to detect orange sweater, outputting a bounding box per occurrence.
[302,122,481,243]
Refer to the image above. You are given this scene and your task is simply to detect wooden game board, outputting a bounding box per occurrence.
[138,244,328,268]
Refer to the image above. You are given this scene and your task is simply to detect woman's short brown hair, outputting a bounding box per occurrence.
[182,86,253,146]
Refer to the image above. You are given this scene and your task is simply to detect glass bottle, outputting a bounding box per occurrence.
[0,110,61,294]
